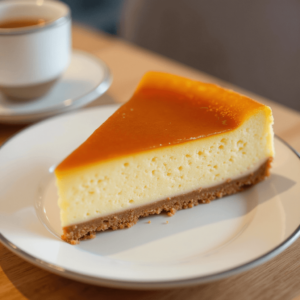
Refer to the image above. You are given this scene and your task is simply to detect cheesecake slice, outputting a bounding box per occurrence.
[55,72,274,244]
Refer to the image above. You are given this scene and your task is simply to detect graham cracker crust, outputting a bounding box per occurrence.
[62,158,273,244]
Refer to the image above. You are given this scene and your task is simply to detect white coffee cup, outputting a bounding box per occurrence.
[0,0,71,100]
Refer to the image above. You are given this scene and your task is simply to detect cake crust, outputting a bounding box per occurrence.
[62,158,272,244]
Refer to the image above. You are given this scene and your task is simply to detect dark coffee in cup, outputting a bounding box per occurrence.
[0,18,48,29]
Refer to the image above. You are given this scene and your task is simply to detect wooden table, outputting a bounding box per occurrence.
[1,24,300,300]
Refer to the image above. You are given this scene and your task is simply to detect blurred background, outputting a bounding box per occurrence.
[60,0,300,111]
[61,0,124,35]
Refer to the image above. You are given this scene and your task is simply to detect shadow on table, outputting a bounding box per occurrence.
[0,245,154,300]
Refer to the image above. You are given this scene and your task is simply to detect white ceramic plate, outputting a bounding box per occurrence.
[0,105,300,290]
[0,50,112,124]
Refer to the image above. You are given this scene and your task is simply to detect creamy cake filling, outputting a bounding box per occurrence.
[56,110,274,228]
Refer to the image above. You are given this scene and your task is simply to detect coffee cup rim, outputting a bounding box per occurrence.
[0,1,71,35]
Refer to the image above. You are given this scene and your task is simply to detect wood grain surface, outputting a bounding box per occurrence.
[1,24,300,300]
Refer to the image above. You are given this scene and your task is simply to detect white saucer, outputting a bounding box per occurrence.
[0,105,300,289]
[0,50,112,124]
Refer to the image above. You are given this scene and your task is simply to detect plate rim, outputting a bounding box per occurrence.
[0,50,112,123]
[0,108,299,290]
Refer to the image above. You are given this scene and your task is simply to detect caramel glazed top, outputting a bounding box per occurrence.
[56,71,265,172]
